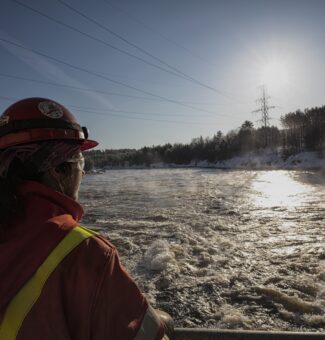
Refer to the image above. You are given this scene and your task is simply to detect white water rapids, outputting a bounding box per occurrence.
[79,169,325,332]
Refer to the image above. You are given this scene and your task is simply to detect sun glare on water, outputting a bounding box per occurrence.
[251,171,313,208]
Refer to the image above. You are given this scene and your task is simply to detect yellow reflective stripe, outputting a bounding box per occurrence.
[0,226,94,340]
[162,335,170,340]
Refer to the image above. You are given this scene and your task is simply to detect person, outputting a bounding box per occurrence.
[0,98,172,340]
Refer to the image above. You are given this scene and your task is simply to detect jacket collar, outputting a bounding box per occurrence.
[18,180,84,222]
[0,181,84,315]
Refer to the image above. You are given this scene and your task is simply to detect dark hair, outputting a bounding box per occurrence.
[0,158,72,230]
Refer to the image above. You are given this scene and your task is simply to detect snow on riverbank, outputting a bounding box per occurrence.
[195,151,325,170]
[100,151,325,171]
[145,151,323,170]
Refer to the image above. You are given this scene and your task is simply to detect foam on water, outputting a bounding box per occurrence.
[255,286,323,314]
[144,240,179,272]
[216,305,251,329]
[80,169,325,332]
[303,314,325,326]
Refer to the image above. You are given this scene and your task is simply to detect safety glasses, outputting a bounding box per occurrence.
[65,152,85,172]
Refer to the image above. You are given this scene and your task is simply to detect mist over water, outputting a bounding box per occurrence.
[79,169,325,332]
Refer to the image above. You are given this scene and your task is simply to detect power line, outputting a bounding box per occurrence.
[0,37,232,117]
[12,0,192,83]
[0,72,223,107]
[72,107,211,125]
[0,72,165,102]
[68,105,214,118]
[56,0,231,96]
[105,2,248,105]
[0,96,213,125]
[102,0,209,64]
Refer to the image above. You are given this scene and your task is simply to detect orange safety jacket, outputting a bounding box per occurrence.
[0,181,166,340]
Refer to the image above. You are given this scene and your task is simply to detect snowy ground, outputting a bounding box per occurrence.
[102,151,325,171]
[194,151,325,170]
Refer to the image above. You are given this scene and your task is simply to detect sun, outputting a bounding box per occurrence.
[260,59,290,90]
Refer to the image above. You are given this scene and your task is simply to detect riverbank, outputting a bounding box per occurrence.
[193,150,325,170]
[98,151,324,171]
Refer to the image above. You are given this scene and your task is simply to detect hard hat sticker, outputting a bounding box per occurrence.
[0,116,9,126]
[38,101,64,119]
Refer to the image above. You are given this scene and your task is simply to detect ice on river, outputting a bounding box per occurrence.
[79,169,325,332]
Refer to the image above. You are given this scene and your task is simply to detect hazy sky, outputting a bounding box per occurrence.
[1,0,324,149]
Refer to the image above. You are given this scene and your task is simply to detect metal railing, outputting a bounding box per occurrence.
[173,328,324,340]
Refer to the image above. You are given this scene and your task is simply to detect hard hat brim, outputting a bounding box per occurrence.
[0,128,98,151]
[80,139,98,151]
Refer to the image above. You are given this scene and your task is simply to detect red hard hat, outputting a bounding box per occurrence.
[0,97,98,150]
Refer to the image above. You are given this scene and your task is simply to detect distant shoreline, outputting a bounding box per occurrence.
[88,151,325,172]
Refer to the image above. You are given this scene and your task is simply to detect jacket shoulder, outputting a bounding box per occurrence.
[67,230,117,268]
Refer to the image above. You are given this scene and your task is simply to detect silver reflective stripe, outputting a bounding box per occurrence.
[135,305,163,340]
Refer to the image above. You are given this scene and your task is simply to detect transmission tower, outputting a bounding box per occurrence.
[252,85,276,147]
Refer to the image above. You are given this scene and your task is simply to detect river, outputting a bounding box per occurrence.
[79,169,325,332]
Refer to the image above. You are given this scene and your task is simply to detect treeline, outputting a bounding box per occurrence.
[281,106,325,153]
[84,105,325,169]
